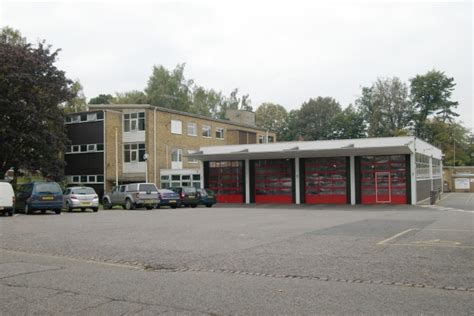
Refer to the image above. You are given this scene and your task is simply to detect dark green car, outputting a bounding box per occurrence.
[170,186,200,208]
[198,189,217,208]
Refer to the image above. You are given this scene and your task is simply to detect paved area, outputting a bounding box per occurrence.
[1,193,473,314]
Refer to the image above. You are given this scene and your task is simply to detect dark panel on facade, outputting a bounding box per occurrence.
[405,154,412,204]
[346,157,351,204]
[416,179,432,202]
[238,131,247,144]
[65,153,104,175]
[67,121,104,144]
[248,132,257,144]
[249,160,255,203]
[355,156,361,204]
[416,178,442,202]
[299,158,306,203]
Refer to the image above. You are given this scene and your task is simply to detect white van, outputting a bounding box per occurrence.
[0,181,15,216]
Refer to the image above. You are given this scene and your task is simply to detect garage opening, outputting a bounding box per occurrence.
[253,159,293,203]
[360,155,407,204]
[207,161,244,203]
[304,157,348,204]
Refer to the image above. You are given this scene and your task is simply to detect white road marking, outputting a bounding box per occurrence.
[377,228,417,245]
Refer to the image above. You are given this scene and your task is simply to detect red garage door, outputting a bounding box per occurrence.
[360,155,407,204]
[208,161,244,203]
[305,157,348,204]
[254,159,293,203]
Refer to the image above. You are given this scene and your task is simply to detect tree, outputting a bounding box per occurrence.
[0,27,74,178]
[357,77,413,137]
[0,26,26,46]
[89,94,114,104]
[113,90,147,104]
[295,97,342,140]
[328,105,366,139]
[255,103,288,140]
[62,80,87,113]
[410,70,459,136]
[145,64,193,112]
[190,87,224,117]
[423,118,471,166]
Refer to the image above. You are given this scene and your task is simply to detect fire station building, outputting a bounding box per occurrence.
[191,136,442,205]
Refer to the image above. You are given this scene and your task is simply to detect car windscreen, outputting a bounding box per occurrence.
[34,183,61,194]
[139,184,158,192]
[72,187,96,195]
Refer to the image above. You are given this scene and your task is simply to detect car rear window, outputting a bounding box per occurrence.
[183,187,196,193]
[139,184,157,192]
[35,183,61,194]
[72,187,96,195]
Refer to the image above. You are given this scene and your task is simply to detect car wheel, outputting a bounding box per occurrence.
[66,201,73,212]
[125,199,134,210]
[191,204,197,208]
[206,204,213,208]
[24,204,31,215]
[6,209,13,216]
[103,199,112,210]
[145,205,153,210]
[54,209,61,215]
[171,205,177,209]
[41,210,46,214]
[81,208,86,212]
[92,207,98,212]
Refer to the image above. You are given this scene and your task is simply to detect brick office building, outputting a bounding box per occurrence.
[191,136,443,205]
[64,105,275,197]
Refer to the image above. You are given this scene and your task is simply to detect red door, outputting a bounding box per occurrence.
[208,161,244,203]
[360,155,407,204]
[305,157,347,204]
[254,159,293,203]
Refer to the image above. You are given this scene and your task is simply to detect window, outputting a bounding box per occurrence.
[268,135,274,143]
[171,149,182,163]
[72,176,80,183]
[87,144,96,152]
[202,125,211,137]
[124,112,145,132]
[80,175,87,183]
[187,150,198,164]
[88,175,96,182]
[72,145,80,153]
[259,135,264,144]
[97,175,104,183]
[97,144,104,151]
[87,113,96,121]
[171,120,182,134]
[124,143,146,163]
[187,122,197,136]
[416,153,430,179]
[80,114,87,122]
[80,144,87,152]
[432,158,441,178]
[216,127,224,139]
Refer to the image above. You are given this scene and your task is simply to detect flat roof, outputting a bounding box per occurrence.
[189,136,442,160]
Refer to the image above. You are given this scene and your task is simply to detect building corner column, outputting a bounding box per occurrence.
[350,156,356,205]
[245,159,250,204]
[295,158,300,204]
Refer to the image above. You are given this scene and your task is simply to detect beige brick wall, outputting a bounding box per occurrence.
[102,107,276,191]
[104,110,123,192]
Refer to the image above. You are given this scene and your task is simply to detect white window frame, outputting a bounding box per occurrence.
[124,112,145,133]
[72,145,80,153]
[87,144,96,152]
[187,150,198,164]
[124,143,146,163]
[171,120,182,135]
[202,125,211,138]
[87,113,97,121]
[216,127,224,139]
[187,122,197,136]
[258,135,264,144]
[171,149,182,163]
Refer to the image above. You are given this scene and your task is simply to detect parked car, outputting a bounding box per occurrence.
[15,181,63,214]
[156,189,181,209]
[102,183,159,210]
[0,181,15,216]
[170,186,199,208]
[63,186,99,212]
[198,188,217,208]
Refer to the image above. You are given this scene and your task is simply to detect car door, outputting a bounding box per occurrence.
[63,188,71,207]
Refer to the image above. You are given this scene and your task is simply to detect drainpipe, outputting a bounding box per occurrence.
[115,127,118,186]
[154,108,157,184]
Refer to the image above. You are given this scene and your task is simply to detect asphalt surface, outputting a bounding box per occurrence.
[1,193,473,314]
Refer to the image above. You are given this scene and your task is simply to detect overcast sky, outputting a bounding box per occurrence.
[2,0,473,129]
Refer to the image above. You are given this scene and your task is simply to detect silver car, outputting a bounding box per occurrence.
[63,186,99,212]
